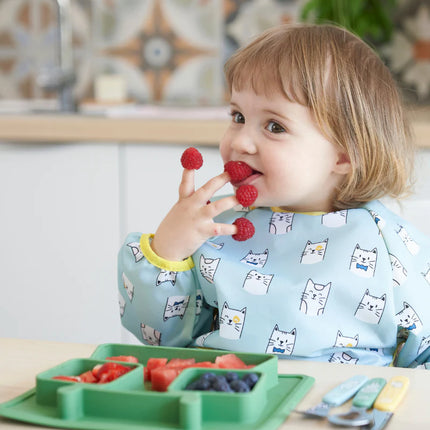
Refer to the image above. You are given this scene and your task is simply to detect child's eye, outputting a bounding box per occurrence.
[230,111,245,124]
[266,121,285,133]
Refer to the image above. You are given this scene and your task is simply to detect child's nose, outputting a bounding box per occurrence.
[230,128,257,154]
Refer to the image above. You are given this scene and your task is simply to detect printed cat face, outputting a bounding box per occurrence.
[163,295,190,321]
[397,225,420,255]
[390,254,408,287]
[321,210,347,228]
[300,279,331,316]
[266,324,296,355]
[269,212,294,235]
[219,302,246,340]
[240,249,269,268]
[199,255,220,283]
[300,239,328,264]
[349,244,377,278]
[242,270,273,295]
[118,292,126,317]
[354,289,386,324]
[418,335,430,356]
[127,241,144,262]
[395,302,423,333]
[140,324,161,346]
[122,272,134,301]
[334,330,359,348]
[156,269,177,286]
[329,352,358,365]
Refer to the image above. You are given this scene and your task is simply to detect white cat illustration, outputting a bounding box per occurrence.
[334,330,359,348]
[349,244,378,278]
[156,269,177,286]
[127,241,144,262]
[390,254,407,287]
[207,241,224,250]
[140,324,161,345]
[118,292,126,317]
[122,272,134,301]
[397,225,420,255]
[269,212,294,234]
[194,332,211,347]
[265,325,296,355]
[395,302,423,333]
[329,352,358,365]
[199,255,220,283]
[300,239,328,264]
[300,279,331,316]
[321,210,347,228]
[219,302,246,340]
[418,335,430,356]
[242,270,274,295]
[240,249,269,268]
[354,289,386,324]
[163,295,190,321]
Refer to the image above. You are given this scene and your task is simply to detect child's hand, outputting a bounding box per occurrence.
[151,169,238,261]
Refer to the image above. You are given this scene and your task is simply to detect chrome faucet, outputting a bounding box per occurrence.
[37,0,76,112]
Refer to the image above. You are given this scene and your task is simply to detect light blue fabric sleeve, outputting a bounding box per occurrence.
[117,232,213,346]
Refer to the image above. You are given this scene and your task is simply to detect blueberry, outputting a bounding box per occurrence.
[229,379,250,392]
[212,378,232,392]
[201,372,217,382]
[242,373,259,389]
[225,372,239,383]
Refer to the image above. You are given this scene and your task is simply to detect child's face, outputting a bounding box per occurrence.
[220,88,350,213]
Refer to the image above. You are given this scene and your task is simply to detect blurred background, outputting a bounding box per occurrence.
[0,0,429,107]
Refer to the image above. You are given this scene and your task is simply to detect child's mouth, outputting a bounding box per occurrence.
[231,171,261,187]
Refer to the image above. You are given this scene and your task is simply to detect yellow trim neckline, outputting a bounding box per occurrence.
[140,234,194,272]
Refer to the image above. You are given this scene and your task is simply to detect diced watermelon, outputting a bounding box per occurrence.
[52,375,81,382]
[190,361,219,368]
[215,353,248,369]
[151,367,181,392]
[96,362,131,383]
[79,370,98,383]
[165,358,196,370]
[106,355,139,363]
[145,357,168,381]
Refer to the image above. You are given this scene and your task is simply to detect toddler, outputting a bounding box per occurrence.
[118,24,430,367]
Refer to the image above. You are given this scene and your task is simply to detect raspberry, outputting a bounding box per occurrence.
[232,217,255,241]
[181,147,203,170]
[236,184,258,207]
[224,161,253,184]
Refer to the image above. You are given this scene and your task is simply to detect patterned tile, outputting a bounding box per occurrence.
[0,0,428,107]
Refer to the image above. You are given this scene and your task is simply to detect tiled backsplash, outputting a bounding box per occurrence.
[0,0,428,107]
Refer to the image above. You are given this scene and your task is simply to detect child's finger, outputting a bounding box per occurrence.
[178,169,195,199]
[194,172,231,203]
[210,222,238,238]
[205,195,238,218]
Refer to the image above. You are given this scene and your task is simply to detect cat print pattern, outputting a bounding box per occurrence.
[118,200,430,366]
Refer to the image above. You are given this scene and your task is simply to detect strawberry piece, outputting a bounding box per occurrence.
[52,375,81,382]
[106,355,139,363]
[96,362,131,384]
[181,147,203,170]
[224,161,253,184]
[232,217,255,241]
[79,370,98,383]
[236,184,258,207]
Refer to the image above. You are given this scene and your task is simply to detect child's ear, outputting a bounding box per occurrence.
[334,150,351,175]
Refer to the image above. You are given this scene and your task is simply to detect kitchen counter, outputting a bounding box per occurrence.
[0,105,428,147]
[1,338,428,429]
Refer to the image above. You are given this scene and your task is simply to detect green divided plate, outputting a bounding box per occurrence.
[0,343,314,430]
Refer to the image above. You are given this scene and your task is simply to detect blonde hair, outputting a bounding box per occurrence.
[224,24,414,210]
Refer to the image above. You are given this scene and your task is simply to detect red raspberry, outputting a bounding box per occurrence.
[236,184,258,207]
[224,161,253,184]
[181,147,203,170]
[232,217,255,241]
